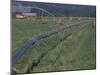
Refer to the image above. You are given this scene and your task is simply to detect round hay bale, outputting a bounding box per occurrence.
[42,16,48,24]
[92,18,96,28]
[57,17,64,25]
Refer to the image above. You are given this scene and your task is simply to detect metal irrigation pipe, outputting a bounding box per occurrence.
[31,7,56,24]
[12,20,91,66]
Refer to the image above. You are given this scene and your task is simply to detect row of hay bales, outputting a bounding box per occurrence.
[41,17,65,25]
[13,12,96,27]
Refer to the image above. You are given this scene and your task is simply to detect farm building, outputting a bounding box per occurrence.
[11,1,38,20]
[15,12,37,19]
[23,12,37,20]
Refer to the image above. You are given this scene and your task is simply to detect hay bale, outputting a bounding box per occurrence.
[57,17,64,25]
[92,18,96,28]
[25,16,36,21]
[42,16,48,24]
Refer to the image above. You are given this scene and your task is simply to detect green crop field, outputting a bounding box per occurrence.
[12,17,96,73]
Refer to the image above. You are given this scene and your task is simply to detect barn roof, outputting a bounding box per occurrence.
[22,13,37,16]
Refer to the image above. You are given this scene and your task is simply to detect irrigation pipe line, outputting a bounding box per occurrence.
[12,20,92,66]
[31,7,56,24]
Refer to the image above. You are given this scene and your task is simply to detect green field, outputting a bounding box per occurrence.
[12,17,96,73]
